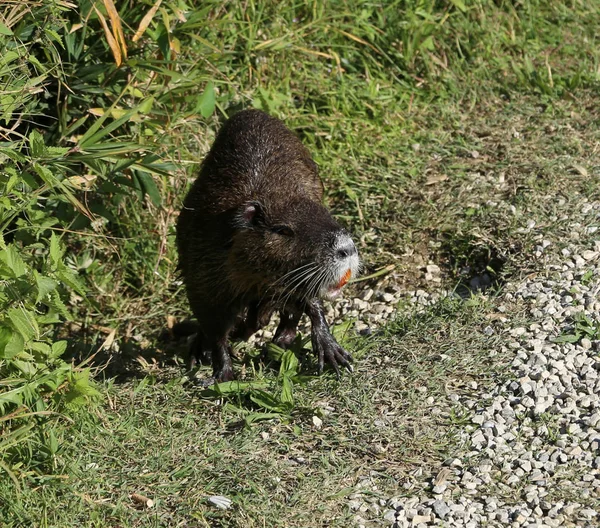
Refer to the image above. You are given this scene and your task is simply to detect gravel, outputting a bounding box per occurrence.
[347,200,600,527]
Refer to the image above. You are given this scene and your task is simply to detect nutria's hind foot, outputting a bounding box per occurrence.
[187,333,211,370]
[211,340,235,382]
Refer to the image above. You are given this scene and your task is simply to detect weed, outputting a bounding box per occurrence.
[552,313,600,344]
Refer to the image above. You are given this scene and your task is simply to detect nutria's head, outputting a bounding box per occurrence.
[229,197,360,302]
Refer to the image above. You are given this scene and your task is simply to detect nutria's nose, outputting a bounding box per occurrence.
[335,240,358,260]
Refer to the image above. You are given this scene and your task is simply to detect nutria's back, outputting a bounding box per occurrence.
[180,110,323,214]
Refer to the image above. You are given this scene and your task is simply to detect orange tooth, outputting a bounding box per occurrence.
[337,269,352,288]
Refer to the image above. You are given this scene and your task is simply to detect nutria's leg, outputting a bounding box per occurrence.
[305,299,353,377]
[187,332,211,370]
[230,302,258,341]
[191,305,239,381]
[209,337,234,382]
[273,308,301,349]
[230,301,274,341]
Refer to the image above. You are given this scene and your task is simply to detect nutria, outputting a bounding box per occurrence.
[176,109,360,381]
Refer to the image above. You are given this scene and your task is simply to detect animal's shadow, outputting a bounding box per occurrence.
[63,319,323,386]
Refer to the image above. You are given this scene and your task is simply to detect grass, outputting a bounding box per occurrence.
[2,0,600,525]
[2,297,510,527]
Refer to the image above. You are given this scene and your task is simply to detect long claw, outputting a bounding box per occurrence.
[306,299,355,379]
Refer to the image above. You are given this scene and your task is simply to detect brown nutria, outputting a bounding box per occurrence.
[176,109,360,381]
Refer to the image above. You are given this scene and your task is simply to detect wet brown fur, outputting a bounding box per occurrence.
[176,109,354,380]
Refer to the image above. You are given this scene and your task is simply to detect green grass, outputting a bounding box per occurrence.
[1,297,510,527]
[2,0,600,525]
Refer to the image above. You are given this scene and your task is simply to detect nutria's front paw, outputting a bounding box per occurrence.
[311,330,354,378]
[213,365,234,382]
[273,327,297,349]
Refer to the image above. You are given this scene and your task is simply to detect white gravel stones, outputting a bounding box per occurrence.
[376,201,600,527]
[248,277,449,347]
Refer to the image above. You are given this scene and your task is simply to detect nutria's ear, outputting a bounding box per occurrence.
[240,201,264,227]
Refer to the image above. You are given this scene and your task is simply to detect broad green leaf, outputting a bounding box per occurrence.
[135,171,161,206]
[44,28,64,48]
[244,413,282,425]
[46,146,70,157]
[0,244,27,277]
[37,310,63,324]
[332,320,353,342]
[203,380,269,397]
[49,233,63,267]
[196,82,215,118]
[266,342,285,362]
[449,0,467,12]
[27,54,46,72]
[138,96,154,114]
[0,327,13,357]
[0,146,27,163]
[51,340,67,358]
[12,359,38,376]
[3,331,25,359]
[279,349,299,377]
[250,390,285,412]
[45,428,60,455]
[30,341,52,356]
[33,163,57,186]
[34,271,58,303]
[0,388,24,407]
[421,36,435,51]
[4,172,19,193]
[0,22,13,36]
[8,307,40,341]
[280,375,294,406]
[551,333,581,344]
[55,269,86,296]
[29,130,46,157]
[63,370,101,406]
[581,270,594,283]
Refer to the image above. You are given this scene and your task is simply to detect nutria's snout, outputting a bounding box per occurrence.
[321,232,361,301]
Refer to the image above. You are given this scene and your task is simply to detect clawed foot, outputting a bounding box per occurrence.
[187,333,211,370]
[273,308,300,349]
[187,334,235,382]
[273,327,297,349]
[312,329,354,378]
[212,365,234,382]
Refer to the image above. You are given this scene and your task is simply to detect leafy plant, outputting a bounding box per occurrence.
[202,345,313,427]
[0,232,101,479]
[552,313,600,344]
[200,321,355,426]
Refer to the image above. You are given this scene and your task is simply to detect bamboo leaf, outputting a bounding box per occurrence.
[93,5,122,67]
[103,0,127,59]
[196,82,215,118]
[133,0,163,42]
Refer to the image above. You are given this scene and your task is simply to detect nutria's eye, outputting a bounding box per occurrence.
[272,225,294,237]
